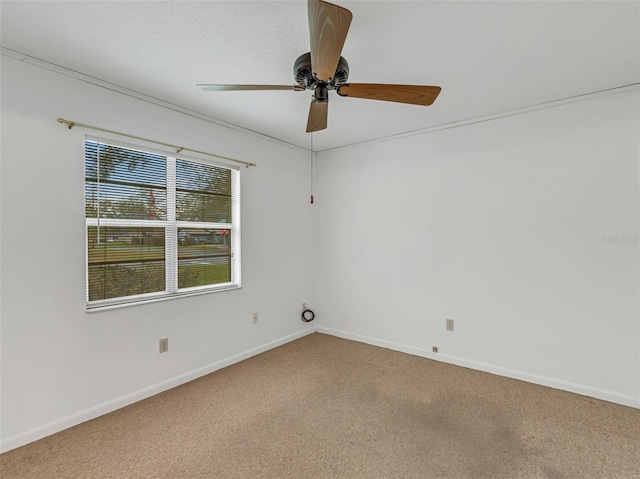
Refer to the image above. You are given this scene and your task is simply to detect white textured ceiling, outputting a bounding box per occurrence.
[1,0,639,151]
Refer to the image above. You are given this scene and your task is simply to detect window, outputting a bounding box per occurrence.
[85,140,240,310]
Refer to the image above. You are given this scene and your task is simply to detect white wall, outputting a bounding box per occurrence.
[314,90,640,408]
[0,56,315,452]
[2,52,639,454]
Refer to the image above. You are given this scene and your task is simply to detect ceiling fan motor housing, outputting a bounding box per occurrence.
[294,52,349,90]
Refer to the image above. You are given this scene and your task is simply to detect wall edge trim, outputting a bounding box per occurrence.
[317,83,640,153]
[315,327,640,410]
[0,47,310,154]
[0,328,314,453]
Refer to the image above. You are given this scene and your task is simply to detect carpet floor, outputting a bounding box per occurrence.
[2,332,639,478]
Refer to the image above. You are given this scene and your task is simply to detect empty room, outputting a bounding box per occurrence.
[1,1,639,477]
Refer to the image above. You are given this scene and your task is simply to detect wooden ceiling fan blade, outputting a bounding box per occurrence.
[308,0,352,83]
[336,83,442,106]
[197,84,305,91]
[306,101,328,132]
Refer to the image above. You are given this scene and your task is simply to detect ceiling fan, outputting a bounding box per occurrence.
[197,0,441,133]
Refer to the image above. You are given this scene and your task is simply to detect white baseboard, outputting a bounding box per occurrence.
[1,328,314,453]
[315,326,640,410]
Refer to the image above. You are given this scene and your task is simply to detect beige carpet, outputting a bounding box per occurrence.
[2,332,639,478]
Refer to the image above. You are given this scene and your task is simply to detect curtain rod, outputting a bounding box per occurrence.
[56,118,257,168]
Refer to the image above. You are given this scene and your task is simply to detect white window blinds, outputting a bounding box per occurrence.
[85,140,240,310]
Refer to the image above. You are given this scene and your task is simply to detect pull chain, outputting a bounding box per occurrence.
[310,133,314,204]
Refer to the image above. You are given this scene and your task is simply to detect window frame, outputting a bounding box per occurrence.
[85,136,241,312]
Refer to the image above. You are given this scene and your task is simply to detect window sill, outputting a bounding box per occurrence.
[86,284,241,313]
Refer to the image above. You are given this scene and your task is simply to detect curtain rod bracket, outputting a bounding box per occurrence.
[57,118,75,129]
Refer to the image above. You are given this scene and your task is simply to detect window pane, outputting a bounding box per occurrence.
[85,142,167,220]
[176,159,231,223]
[178,228,231,289]
[87,226,165,301]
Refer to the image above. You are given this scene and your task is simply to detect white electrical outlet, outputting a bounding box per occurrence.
[432,346,438,353]
[446,319,454,331]
[159,338,169,353]
[252,313,259,324]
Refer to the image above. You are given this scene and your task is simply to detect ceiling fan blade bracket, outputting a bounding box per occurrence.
[336,84,349,97]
